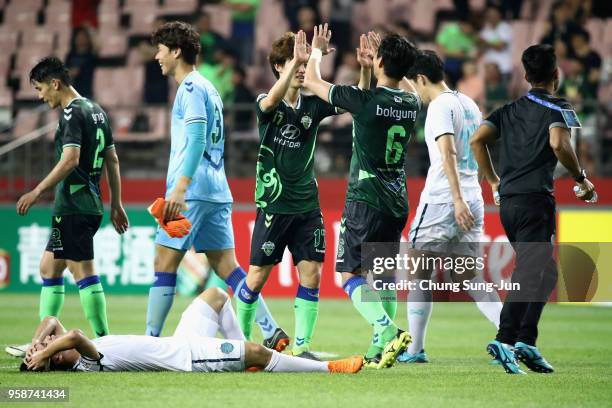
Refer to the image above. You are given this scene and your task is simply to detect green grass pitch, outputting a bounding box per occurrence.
[1,294,611,407]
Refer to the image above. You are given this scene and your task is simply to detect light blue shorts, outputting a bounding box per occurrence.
[155,200,235,252]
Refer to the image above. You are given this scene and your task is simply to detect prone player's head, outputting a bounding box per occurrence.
[406,50,445,104]
[374,33,418,82]
[29,57,71,109]
[152,21,201,76]
[19,346,80,372]
[522,44,560,90]
[269,32,305,88]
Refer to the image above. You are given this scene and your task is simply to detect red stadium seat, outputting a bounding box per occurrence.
[98,30,128,58]
[161,0,198,14]
[0,28,19,55]
[21,28,55,51]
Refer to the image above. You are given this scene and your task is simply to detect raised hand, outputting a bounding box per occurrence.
[367,31,382,55]
[293,30,309,64]
[356,34,374,68]
[312,23,335,55]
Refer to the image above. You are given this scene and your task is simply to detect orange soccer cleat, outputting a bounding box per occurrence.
[147,198,192,238]
[327,356,364,374]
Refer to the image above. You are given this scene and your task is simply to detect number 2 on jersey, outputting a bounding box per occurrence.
[93,128,105,169]
[385,125,407,165]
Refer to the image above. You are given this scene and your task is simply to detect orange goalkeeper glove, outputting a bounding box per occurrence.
[147,198,192,238]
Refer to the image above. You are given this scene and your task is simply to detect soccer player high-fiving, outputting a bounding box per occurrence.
[305,25,420,369]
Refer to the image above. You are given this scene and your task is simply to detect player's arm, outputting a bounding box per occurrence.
[26,329,100,370]
[16,146,80,215]
[437,134,475,231]
[549,127,595,201]
[26,316,68,360]
[470,123,500,204]
[260,30,310,113]
[304,24,334,103]
[103,146,129,233]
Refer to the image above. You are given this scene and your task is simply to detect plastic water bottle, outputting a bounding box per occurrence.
[573,186,598,203]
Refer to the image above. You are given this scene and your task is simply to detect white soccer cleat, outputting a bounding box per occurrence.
[5,343,31,358]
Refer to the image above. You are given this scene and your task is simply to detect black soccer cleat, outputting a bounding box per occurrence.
[263,328,290,352]
[293,351,321,361]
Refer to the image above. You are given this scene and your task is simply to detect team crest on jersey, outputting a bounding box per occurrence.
[262,241,275,256]
[301,115,312,129]
[220,342,234,354]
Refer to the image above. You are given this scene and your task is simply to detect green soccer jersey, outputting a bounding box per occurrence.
[328,85,421,218]
[255,93,338,214]
[52,98,114,216]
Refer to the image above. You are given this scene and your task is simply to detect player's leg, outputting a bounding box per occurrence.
[39,250,67,321]
[289,210,325,357]
[245,342,363,374]
[460,200,502,328]
[204,268,229,292]
[293,260,321,357]
[231,209,290,344]
[147,200,205,336]
[146,244,185,336]
[174,287,245,340]
[56,214,108,337]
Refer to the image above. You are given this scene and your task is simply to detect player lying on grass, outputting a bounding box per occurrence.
[20,288,363,374]
[144,21,288,351]
[6,56,130,358]
[234,30,372,360]
[304,25,419,369]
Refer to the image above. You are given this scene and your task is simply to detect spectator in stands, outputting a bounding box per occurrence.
[198,47,236,104]
[229,66,254,132]
[540,1,582,49]
[568,29,601,96]
[483,62,509,108]
[225,0,260,64]
[297,6,318,43]
[65,27,97,98]
[334,51,360,86]
[138,17,169,104]
[436,19,477,86]
[328,0,353,56]
[72,0,99,29]
[457,59,484,107]
[196,12,227,65]
[488,0,524,20]
[478,6,513,80]
[283,0,320,32]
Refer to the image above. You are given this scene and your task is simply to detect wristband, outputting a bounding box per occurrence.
[573,169,586,183]
[310,48,323,62]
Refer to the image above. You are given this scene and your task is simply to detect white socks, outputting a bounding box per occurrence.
[406,280,433,355]
[264,350,328,372]
[466,275,502,329]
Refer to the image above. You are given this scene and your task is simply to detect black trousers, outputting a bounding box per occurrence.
[496,193,558,346]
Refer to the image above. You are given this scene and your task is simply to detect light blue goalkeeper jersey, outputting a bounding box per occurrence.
[166,70,233,203]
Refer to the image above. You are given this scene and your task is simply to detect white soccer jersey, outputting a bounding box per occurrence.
[73,335,192,372]
[419,91,482,204]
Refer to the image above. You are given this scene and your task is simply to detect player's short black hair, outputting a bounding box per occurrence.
[522,44,557,84]
[377,33,418,80]
[151,21,201,65]
[571,28,590,43]
[29,56,71,86]
[406,50,445,83]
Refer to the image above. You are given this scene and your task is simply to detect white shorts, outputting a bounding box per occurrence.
[174,299,246,372]
[408,200,484,256]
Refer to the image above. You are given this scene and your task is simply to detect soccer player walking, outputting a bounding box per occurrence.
[397,50,503,363]
[305,25,419,369]
[471,44,596,374]
[13,57,129,352]
[146,22,284,348]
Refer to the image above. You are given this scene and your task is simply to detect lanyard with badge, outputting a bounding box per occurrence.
[525,92,582,128]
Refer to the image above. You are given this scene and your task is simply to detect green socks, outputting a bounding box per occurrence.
[293,285,320,354]
[343,276,398,357]
[235,281,260,340]
[77,276,109,337]
[39,278,65,321]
